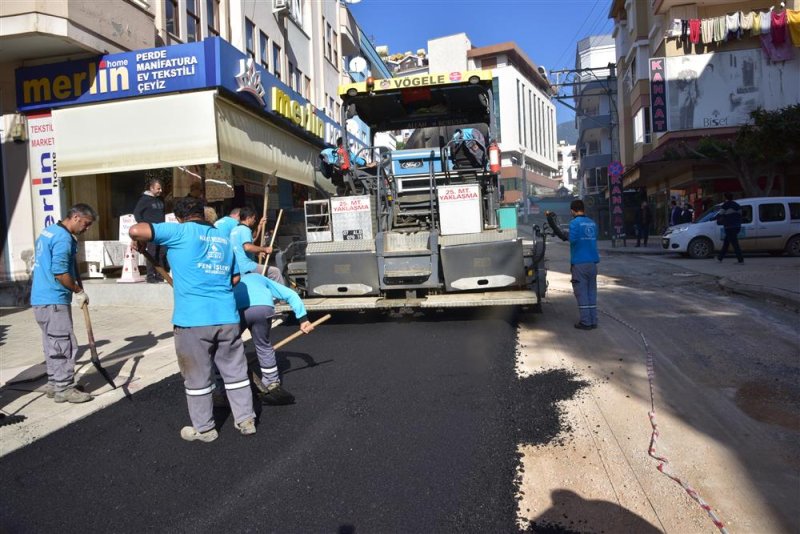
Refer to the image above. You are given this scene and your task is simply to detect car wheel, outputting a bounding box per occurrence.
[786,235,800,257]
[687,237,714,259]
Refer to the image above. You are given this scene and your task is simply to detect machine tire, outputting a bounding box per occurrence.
[785,235,800,257]
[687,237,714,259]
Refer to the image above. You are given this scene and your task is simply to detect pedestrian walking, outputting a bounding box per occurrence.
[31,204,97,403]
[634,201,653,247]
[129,196,256,442]
[234,273,314,405]
[133,177,167,283]
[716,193,744,264]
[546,200,600,330]
[680,203,694,224]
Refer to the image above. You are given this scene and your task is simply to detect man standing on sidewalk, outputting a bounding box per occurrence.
[31,204,97,403]
[133,177,167,283]
[635,200,653,247]
[716,192,744,264]
[129,196,256,442]
[546,200,600,330]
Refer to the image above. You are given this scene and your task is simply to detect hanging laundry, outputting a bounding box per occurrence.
[761,27,795,61]
[740,11,754,33]
[752,10,762,35]
[671,18,682,37]
[701,18,714,44]
[689,18,702,44]
[760,11,772,34]
[788,9,800,47]
[713,15,727,43]
[726,11,741,40]
[771,9,787,45]
[681,19,690,42]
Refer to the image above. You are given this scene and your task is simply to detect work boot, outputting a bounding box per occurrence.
[235,418,257,436]
[261,382,295,406]
[180,426,219,443]
[43,384,55,398]
[54,387,92,404]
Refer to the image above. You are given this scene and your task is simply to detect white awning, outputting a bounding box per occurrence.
[52,90,322,188]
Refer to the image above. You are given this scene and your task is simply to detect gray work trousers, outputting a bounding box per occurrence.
[571,263,598,326]
[174,324,255,432]
[34,305,79,392]
[247,266,285,286]
[240,305,279,387]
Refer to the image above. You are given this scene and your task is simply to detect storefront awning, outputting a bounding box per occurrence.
[52,90,319,188]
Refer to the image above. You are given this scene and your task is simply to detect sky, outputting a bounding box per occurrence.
[349,0,616,124]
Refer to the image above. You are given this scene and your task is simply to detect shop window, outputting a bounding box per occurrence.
[245,18,255,58]
[759,203,785,222]
[206,0,219,36]
[186,0,200,42]
[166,0,179,41]
[273,43,282,80]
[259,32,269,71]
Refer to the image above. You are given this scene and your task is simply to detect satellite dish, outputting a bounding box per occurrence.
[349,56,367,73]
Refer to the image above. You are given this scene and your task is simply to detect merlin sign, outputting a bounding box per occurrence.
[16,37,339,143]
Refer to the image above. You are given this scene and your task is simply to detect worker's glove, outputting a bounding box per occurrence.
[75,290,89,308]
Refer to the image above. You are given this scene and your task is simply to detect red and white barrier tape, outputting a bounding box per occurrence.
[549,286,728,533]
[605,310,729,534]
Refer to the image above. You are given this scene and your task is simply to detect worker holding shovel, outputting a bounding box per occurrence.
[30,204,97,403]
[216,206,284,284]
[233,273,313,405]
[129,196,256,443]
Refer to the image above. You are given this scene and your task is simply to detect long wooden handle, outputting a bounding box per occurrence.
[260,209,283,277]
[273,314,331,350]
[140,248,173,286]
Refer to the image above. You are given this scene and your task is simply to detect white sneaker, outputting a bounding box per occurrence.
[180,426,219,442]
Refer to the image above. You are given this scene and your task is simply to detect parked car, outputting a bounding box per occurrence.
[662,196,800,259]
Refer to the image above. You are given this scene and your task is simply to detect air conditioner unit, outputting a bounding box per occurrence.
[272,0,288,13]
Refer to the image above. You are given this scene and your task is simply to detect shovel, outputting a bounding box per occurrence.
[81,302,117,389]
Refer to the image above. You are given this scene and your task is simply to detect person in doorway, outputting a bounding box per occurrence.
[234,273,314,405]
[545,200,600,330]
[680,203,694,224]
[133,177,167,283]
[634,201,653,247]
[217,207,285,285]
[129,196,256,442]
[31,204,97,403]
[669,200,682,227]
[716,193,744,264]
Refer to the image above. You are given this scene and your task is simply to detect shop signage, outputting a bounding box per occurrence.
[15,38,340,144]
[608,161,625,238]
[27,112,62,235]
[649,58,668,133]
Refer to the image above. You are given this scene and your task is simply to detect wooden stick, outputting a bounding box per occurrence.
[258,171,277,264]
[273,314,332,350]
[140,248,173,286]
[260,208,283,277]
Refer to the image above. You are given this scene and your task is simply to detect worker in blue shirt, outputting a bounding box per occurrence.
[31,204,97,403]
[546,199,600,330]
[129,196,256,443]
[216,206,284,284]
[234,273,314,405]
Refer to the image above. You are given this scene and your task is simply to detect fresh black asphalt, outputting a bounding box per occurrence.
[0,308,587,533]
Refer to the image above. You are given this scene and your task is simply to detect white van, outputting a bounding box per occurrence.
[662,196,800,258]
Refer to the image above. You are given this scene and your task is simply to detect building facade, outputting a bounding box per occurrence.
[0,0,387,286]
[609,0,800,231]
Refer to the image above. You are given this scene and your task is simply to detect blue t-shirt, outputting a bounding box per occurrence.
[569,216,600,265]
[230,224,259,274]
[233,273,307,321]
[214,216,239,235]
[30,222,78,306]
[151,221,240,327]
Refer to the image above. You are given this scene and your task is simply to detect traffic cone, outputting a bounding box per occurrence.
[117,244,145,283]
